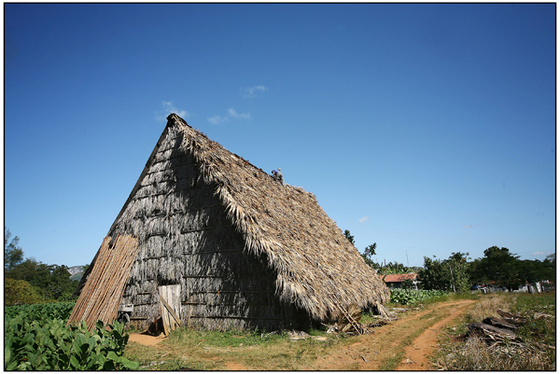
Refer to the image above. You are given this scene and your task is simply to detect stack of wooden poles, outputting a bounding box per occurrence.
[68,234,139,330]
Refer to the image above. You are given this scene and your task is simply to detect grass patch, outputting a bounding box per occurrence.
[166,328,287,347]
[124,326,344,370]
[379,351,406,370]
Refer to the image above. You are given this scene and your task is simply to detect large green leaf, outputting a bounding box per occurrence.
[4,343,12,367]
[69,355,81,370]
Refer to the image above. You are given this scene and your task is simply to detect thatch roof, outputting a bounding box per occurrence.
[119,113,389,321]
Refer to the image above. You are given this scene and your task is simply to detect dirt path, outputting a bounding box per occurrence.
[128,299,476,370]
[395,299,476,370]
[312,299,476,370]
[128,332,166,346]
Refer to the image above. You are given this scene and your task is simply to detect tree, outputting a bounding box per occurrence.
[5,228,23,271]
[364,243,377,257]
[4,278,43,305]
[446,252,470,292]
[378,261,410,275]
[362,243,377,267]
[469,246,520,291]
[418,256,448,290]
[343,230,355,246]
[46,265,77,301]
[344,229,383,271]
[541,254,556,283]
[418,252,470,292]
[470,247,556,291]
[4,230,80,304]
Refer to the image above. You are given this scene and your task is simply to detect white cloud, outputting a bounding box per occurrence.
[359,216,369,223]
[531,250,554,258]
[241,85,268,98]
[156,101,189,121]
[207,115,229,125]
[228,108,251,120]
[208,107,250,125]
[462,224,481,229]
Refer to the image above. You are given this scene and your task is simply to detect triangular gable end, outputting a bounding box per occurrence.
[71,116,310,331]
[70,113,390,331]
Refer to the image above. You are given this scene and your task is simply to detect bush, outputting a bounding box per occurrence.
[4,278,44,306]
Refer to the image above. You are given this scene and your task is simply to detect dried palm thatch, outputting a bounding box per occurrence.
[71,113,389,331]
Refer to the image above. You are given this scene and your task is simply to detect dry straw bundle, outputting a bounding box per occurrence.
[69,235,138,330]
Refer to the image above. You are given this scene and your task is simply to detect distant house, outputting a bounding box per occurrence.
[382,273,419,290]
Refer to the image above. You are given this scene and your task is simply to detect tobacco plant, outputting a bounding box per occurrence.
[390,289,448,305]
[5,314,138,370]
[5,302,75,323]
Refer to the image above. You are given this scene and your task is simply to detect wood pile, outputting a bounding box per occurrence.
[373,302,397,320]
[497,309,527,325]
[330,301,396,335]
[467,309,526,344]
[465,308,557,363]
[335,303,364,335]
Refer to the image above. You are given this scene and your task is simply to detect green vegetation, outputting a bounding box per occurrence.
[167,328,289,347]
[125,327,342,370]
[344,229,556,293]
[5,228,80,305]
[469,246,555,291]
[419,252,470,292]
[389,289,448,305]
[4,278,44,305]
[5,302,139,370]
[5,301,75,322]
[511,293,556,347]
[434,292,555,371]
[4,229,23,271]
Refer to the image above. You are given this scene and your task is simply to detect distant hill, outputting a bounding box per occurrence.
[68,265,86,282]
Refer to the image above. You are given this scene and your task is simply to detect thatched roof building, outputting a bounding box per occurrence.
[69,113,389,331]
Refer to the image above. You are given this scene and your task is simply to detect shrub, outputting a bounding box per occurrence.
[4,278,44,306]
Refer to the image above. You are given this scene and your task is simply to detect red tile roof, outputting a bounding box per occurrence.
[383,273,417,283]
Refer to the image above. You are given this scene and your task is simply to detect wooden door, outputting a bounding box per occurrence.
[158,285,182,335]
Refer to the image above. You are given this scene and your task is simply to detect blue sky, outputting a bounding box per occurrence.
[5,3,555,268]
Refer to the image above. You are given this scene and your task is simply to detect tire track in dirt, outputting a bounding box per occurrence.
[395,299,476,370]
[312,299,476,371]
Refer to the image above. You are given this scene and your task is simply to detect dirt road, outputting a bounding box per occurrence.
[312,299,476,370]
[394,299,476,370]
[129,298,477,370]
